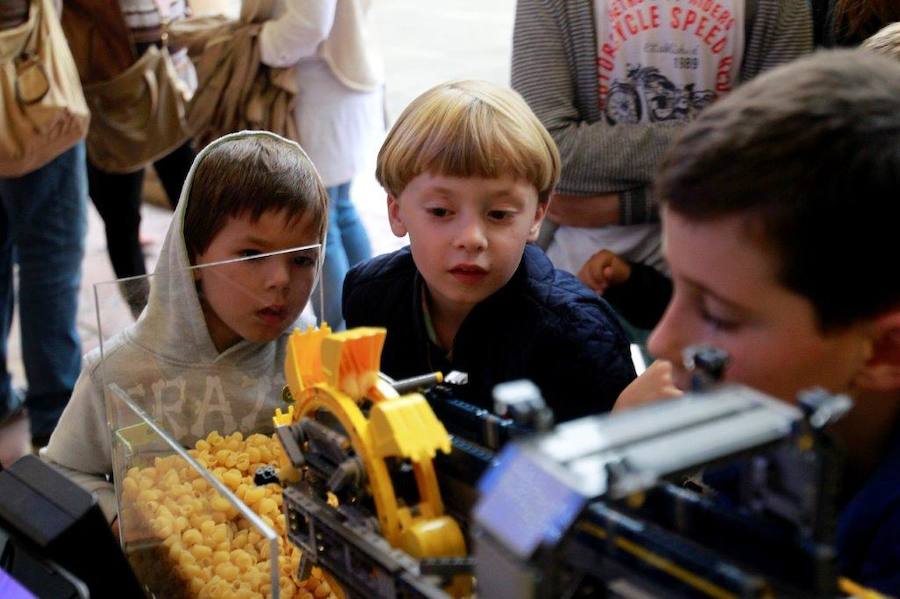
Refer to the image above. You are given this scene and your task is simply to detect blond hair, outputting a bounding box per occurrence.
[862,22,900,60]
[376,80,561,202]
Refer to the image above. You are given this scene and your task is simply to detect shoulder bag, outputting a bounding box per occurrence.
[0,0,90,177]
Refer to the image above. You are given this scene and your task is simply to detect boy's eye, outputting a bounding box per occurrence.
[699,304,739,332]
[293,254,316,268]
[239,249,263,259]
[488,210,514,221]
[427,207,450,218]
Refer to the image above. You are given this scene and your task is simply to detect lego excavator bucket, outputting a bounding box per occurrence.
[321,327,387,401]
[284,324,333,402]
[276,326,470,596]
[284,326,395,404]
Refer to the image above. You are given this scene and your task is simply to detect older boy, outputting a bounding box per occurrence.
[343,80,636,422]
[44,131,328,520]
[645,51,900,594]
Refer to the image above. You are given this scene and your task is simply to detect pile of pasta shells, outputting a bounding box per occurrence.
[120,431,340,599]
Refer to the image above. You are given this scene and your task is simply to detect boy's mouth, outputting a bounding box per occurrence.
[449,264,488,285]
[257,305,287,325]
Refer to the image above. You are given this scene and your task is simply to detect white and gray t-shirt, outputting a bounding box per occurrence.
[595,0,744,124]
[548,0,745,274]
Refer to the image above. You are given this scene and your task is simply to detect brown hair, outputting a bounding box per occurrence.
[376,80,561,203]
[832,0,900,43]
[655,50,900,330]
[184,134,329,262]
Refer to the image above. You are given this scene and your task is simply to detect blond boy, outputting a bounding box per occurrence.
[343,81,635,421]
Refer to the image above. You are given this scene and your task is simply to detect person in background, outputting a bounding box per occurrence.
[1,0,88,449]
[74,0,198,318]
[260,0,384,330]
[511,0,812,331]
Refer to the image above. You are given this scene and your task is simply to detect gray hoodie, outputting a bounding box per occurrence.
[44,131,317,519]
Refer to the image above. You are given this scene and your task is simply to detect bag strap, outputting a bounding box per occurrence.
[20,0,40,56]
[151,0,173,48]
[14,0,50,106]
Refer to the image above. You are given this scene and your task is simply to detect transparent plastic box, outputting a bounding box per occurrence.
[94,244,323,598]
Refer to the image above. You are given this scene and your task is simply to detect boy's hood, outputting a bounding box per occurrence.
[128,131,311,367]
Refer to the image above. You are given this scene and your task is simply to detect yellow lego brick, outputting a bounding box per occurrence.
[272,405,294,427]
[284,324,332,399]
[321,328,387,400]
[368,394,452,462]
[398,515,466,559]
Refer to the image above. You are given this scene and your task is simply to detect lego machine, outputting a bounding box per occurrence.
[272,327,874,598]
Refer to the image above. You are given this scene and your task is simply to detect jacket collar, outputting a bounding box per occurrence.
[411,244,547,361]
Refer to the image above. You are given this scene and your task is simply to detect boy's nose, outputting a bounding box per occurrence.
[647,301,685,366]
[265,257,292,290]
[455,219,487,252]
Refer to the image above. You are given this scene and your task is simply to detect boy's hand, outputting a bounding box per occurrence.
[614,360,682,412]
[578,249,632,294]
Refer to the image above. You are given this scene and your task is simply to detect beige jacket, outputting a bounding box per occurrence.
[321,0,381,92]
[260,0,383,93]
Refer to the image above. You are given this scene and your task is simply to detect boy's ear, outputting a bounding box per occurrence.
[855,310,900,393]
[386,194,408,238]
[527,198,550,242]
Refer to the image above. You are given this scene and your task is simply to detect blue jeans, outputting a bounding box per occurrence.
[0,143,87,437]
[315,182,372,329]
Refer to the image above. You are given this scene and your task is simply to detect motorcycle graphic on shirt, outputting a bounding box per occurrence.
[605,64,717,125]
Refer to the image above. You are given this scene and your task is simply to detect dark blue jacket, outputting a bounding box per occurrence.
[837,428,900,595]
[343,245,636,422]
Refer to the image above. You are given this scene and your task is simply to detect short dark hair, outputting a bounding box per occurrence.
[184,134,329,262]
[656,50,900,330]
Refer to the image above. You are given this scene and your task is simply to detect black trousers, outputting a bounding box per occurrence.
[87,141,195,281]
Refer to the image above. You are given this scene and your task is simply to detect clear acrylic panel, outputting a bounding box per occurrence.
[110,390,282,598]
[95,244,324,598]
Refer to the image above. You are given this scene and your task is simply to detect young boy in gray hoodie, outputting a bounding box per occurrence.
[44,131,328,521]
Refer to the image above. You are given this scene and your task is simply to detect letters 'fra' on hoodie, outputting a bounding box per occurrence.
[43,131,330,520]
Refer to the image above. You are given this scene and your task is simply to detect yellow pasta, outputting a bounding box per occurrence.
[120,429,340,598]
[256,497,276,516]
[210,523,229,544]
[190,544,212,561]
[208,494,231,513]
[231,549,253,571]
[181,528,202,547]
[243,485,266,506]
